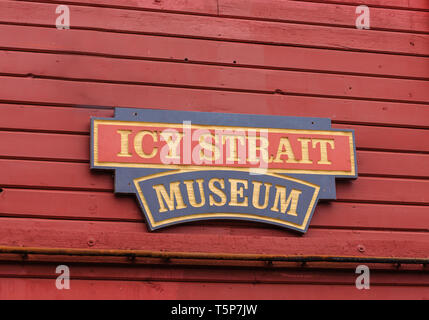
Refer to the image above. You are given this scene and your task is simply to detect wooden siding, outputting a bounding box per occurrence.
[0,0,428,299]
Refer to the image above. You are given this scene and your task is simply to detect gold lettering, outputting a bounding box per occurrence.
[273,137,298,163]
[183,179,206,208]
[229,178,248,207]
[199,133,220,161]
[247,135,270,164]
[297,138,313,164]
[222,134,246,162]
[312,139,335,165]
[152,182,187,213]
[134,130,158,159]
[208,178,227,206]
[270,186,302,216]
[116,130,132,157]
[161,131,184,160]
[252,181,272,210]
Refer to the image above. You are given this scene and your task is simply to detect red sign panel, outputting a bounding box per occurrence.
[94,120,355,176]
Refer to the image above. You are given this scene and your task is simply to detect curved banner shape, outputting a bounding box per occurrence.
[134,170,320,232]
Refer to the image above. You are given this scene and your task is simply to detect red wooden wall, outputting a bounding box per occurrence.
[0,0,428,299]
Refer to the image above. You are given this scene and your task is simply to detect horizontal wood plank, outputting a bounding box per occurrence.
[25,0,429,14]
[1,188,429,231]
[219,0,429,33]
[1,277,428,299]
[1,79,429,129]
[2,130,429,176]
[1,159,429,204]
[0,262,427,285]
[334,124,429,153]
[0,1,427,55]
[0,0,428,299]
[28,0,218,14]
[0,105,112,133]
[25,0,429,33]
[294,0,429,11]
[2,51,428,103]
[2,25,428,80]
[0,217,427,257]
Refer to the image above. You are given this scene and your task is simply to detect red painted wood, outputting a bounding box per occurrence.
[219,0,429,33]
[2,25,428,80]
[0,159,114,191]
[0,262,427,285]
[3,120,429,155]
[1,79,429,130]
[1,188,429,231]
[357,150,429,178]
[335,176,429,204]
[0,131,90,161]
[0,1,427,55]
[2,103,429,135]
[2,51,428,103]
[33,0,219,14]
[1,159,429,205]
[0,217,427,256]
[0,188,143,221]
[0,105,113,133]
[2,131,429,178]
[333,124,429,153]
[0,0,428,300]
[25,0,429,33]
[1,278,428,299]
[295,0,429,11]
[95,123,353,173]
[25,0,429,13]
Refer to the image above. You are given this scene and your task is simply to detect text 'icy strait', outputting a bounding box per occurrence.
[93,120,356,176]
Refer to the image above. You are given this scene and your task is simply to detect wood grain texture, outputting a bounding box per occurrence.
[294,0,429,11]
[219,0,429,33]
[23,0,429,33]
[2,130,429,177]
[0,105,113,133]
[1,159,429,204]
[1,262,428,285]
[2,102,429,132]
[27,0,219,14]
[2,25,428,80]
[0,0,428,299]
[1,277,428,299]
[1,79,429,129]
[25,0,429,12]
[0,1,427,55]
[1,51,428,103]
[0,217,427,256]
[1,188,429,231]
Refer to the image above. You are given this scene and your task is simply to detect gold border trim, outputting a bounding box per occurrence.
[133,169,320,231]
[93,120,356,176]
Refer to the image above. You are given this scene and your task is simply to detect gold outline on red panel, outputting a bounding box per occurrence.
[133,169,320,231]
[93,119,356,176]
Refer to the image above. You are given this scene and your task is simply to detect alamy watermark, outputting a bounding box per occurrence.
[55,265,70,290]
[355,5,370,30]
[355,265,370,290]
[56,5,70,30]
